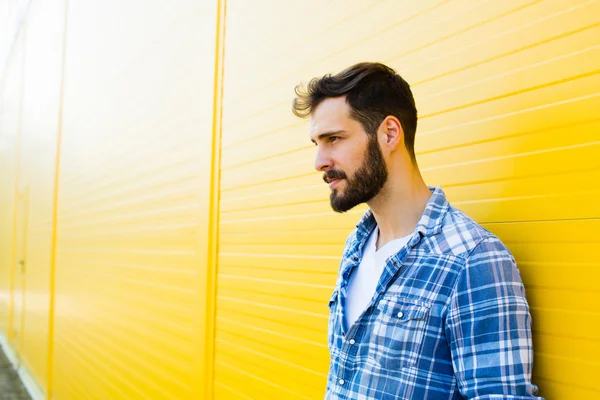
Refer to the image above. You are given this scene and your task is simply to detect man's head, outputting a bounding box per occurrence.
[292,62,418,213]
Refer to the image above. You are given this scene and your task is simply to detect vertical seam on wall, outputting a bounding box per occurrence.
[47,0,69,397]
[19,184,30,356]
[204,0,227,398]
[8,26,27,349]
[17,25,28,359]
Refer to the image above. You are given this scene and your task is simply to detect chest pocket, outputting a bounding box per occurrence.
[368,296,430,369]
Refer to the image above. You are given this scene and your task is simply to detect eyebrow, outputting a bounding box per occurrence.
[310,130,346,144]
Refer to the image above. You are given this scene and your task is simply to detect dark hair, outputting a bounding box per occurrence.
[292,62,418,161]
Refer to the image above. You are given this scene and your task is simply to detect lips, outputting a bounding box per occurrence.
[323,171,346,189]
[328,178,343,189]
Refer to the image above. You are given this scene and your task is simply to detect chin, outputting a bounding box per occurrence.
[330,195,358,213]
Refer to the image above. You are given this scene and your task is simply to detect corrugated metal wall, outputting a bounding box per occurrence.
[51,0,218,398]
[0,0,598,399]
[0,0,220,398]
[215,0,600,399]
[0,23,24,341]
[14,0,65,390]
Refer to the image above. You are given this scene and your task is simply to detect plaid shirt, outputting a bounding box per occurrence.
[326,187,542,399]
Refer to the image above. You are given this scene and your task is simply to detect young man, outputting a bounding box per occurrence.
[293,62,542,399]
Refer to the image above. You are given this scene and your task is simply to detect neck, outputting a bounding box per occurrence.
[367,168,431,248]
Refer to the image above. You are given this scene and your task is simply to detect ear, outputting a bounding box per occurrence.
[379,116,403,151]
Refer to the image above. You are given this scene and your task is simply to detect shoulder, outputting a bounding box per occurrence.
[430,205,502,259]
[427,205,524,289]
[439,210,526,300]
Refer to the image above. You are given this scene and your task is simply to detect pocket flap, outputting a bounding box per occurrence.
[376,297,429,322]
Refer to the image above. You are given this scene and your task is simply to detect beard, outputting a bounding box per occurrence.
[324,135,388,213]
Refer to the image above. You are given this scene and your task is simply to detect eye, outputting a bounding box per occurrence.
[329,136,340,143]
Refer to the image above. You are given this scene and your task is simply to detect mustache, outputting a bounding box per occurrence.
[323,170,347,183]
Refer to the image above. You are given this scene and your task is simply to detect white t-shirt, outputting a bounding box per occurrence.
[344,228,411,330]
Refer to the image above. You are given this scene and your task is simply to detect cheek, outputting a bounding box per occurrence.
[340,153,364,177]
[332,138,368,174]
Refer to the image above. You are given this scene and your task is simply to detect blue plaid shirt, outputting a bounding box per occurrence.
[326,187,542,399]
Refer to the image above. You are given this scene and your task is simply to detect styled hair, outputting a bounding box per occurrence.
[293,62,418,161]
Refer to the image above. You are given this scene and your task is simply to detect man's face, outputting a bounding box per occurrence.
[310,97,388,213]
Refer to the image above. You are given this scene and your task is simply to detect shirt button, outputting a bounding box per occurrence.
[339,379,345,385]
[397,311,404,318]
[349,339,355,345]
[352,256,359,262]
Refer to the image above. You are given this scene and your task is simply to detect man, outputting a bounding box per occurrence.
[292,62,542,399]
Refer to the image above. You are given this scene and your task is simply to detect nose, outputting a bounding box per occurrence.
[314,147,333,172]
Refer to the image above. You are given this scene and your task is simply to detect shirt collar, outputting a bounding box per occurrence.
[355,186,450,241]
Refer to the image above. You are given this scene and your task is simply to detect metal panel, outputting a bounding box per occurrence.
[217,0,600,398]
[0,26,25,347]
[51,1,218,398]
[10,1,66,395]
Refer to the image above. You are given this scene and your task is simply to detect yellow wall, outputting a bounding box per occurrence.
[0,0,599,399]
[0,24,25,340]
[0,0,220,398]
[216,0,600,399]
[51,0,218,398]
[17,0,65,390]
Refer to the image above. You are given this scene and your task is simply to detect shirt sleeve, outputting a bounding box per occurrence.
[445,237,543,399]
